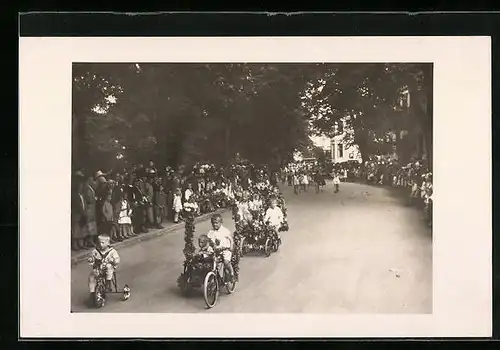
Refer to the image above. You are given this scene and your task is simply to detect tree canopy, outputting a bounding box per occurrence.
[72,63,432,172]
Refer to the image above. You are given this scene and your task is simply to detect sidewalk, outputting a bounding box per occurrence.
[71,208,227,266]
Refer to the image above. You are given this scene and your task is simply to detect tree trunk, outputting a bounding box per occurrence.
[225,124,231,164]
[422,64,433,170]
[73,113,89,171]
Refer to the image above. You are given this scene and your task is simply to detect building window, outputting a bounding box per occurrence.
[338,143,343,158]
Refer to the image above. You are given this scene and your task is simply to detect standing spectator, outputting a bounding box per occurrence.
[83,176,98,247]
[101,192,115,239]
[153,175,165,229]
[144,171,156,228]
[172,188,183,223]
[71,171,86,251]
[155,183,167,226]
[301,173,308,192]
[149,160,158,174]
[333,172,340,193]
[117,191,134,239]
[313,170,322,194]
[292,172,300,195]
[131,178,148,234]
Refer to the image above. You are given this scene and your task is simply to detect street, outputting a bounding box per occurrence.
[71,181,432,314]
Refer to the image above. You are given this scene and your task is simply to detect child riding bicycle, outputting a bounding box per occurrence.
[207,214,235,282]
[264,197,285,243]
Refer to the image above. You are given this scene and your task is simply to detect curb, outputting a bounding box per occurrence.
[71,208,228,266]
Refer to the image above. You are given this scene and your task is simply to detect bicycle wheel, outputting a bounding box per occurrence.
[123,285,131,300]
[203,271,219,309]
[224,268,237,294]
[94,281,106,308]
[273,237,280,252]
[264,238,272,257]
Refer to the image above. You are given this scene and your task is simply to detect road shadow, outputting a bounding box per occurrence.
[241,251,269,258]
[168,284,202,299]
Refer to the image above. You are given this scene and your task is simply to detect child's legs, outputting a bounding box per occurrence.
[222,250,234,276]
[173,211,179,222]
[146,206,155,226]
[110,223,117,239]
[273,227,281,240]
[88,271,98,293]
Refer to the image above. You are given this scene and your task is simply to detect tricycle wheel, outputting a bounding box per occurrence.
[264,238,272,257]
[94,282,106,308]
[225,269,237,294]
[123,285,131,300]
[203,271,219,309]
[273,238,280,252]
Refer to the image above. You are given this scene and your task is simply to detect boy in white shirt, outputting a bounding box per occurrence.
[264,198,284,241]
[207,214,235,281]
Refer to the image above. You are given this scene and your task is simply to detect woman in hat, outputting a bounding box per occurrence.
[71,171,87,250]
[82,176,98,247]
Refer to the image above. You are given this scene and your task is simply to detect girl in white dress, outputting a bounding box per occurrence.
[117,191,133,239]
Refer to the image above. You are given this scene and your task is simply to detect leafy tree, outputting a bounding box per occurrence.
[303,63,432,165]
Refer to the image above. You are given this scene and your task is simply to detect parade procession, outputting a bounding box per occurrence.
[74,162,291,309]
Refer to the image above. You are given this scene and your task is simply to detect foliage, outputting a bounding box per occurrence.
[73,63,432,171]
[302,63,432,164]
[73,63,321,171]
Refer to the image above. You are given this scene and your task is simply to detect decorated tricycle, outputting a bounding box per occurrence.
[178,248,237,309]
[177,210,239,309]
[239,220,281,258]
[92,267,130,308]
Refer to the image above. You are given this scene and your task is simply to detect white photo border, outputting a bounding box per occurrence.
[19,36,492,338]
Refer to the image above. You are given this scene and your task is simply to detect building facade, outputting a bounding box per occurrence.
[330,135,362,164]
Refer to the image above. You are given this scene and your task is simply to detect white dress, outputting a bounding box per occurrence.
[118,200,132,225]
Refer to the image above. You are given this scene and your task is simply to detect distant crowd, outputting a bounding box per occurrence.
[278,157,433,227]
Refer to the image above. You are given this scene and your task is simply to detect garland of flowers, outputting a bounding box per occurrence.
[231,202,242,281]
[177,205,197,289]
[277,193,289,232]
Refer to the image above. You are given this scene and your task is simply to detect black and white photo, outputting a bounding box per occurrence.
[19,36,491,338]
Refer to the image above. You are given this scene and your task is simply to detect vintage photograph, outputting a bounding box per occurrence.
[70,62,433,313]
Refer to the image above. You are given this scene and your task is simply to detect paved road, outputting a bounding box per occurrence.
[71,181,432,313]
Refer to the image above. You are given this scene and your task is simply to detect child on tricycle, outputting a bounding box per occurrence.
[87,234,129,307]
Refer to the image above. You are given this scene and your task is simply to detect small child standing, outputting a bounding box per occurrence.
[172,188,183,223]
[117,191,133,239]
[87,234,120,304]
